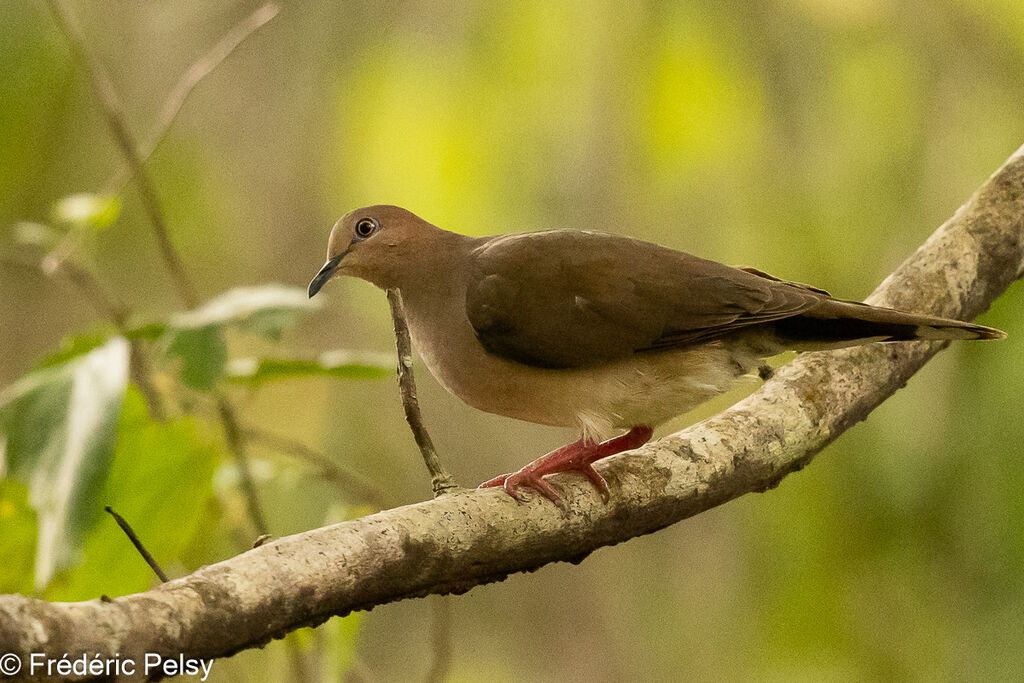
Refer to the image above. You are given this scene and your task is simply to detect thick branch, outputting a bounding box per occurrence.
[1,145,1021,678]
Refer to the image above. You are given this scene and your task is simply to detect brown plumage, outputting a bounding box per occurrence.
[309,205,1004,505]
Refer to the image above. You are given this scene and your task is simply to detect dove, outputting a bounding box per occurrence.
[309,205,1004,504]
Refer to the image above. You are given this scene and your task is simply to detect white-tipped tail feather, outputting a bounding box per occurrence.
[774,297,1006,350]
[913,323,1006,341]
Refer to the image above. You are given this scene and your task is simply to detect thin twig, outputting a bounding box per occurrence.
[386,288,458,497]
[425,597,452,683]
[56,260,130,327]
[126,342,168,422]
[104,506,169,583]
[104,4,280,195]
[4,255,168,419]
[40,228,86,277]
[243,426,389,509]
[41,4,280,274]
[216,394,270,537]
[54,262,167,419]
[2,256,127,326]
[45,0,200,308]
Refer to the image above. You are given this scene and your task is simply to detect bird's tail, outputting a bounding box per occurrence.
[774,298,1006,351]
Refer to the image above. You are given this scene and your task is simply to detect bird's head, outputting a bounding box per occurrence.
[308,205,442,296]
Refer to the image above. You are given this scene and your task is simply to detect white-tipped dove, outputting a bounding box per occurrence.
[309,205,1004,504]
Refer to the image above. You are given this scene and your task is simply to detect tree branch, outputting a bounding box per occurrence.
[1,144,1021,677]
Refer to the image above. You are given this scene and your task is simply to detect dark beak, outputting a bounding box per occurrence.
[308,254,344,298]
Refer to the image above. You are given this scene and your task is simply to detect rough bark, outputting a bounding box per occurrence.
[1,145,1022,680]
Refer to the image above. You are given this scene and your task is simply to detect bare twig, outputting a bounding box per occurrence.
[62,261,169,418]
[60,270,167,419]
[125,336,168,422]
[41,4,280,274]
[55,260,130,327]
[386,288,458,497]
[104,506,169,583]
[243,426,389,509]
[40,228,86,277]
[216,394,270,537]
[45,0,200,308]
[104,4,280,194]
[3,255,128,327]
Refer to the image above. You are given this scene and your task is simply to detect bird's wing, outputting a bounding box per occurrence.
[465,230,823,369]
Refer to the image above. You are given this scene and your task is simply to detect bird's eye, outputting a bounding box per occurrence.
[354,218,379,239]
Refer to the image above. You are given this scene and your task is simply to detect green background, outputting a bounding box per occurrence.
[2,0,1022,680]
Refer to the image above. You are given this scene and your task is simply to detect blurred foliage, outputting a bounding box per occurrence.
[0,337,129,588]
[2,0,1023,681]
[226,350,392,386]
[51,193,122,232]
[161,283,321,389]
[45,388,219,601]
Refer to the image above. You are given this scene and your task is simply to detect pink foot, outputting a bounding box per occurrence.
[479,426,654,506]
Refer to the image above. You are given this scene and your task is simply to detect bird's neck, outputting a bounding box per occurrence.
[392,235,478,383]
[389,230,479,295]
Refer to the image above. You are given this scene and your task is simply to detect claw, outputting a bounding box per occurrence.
[478,473,510,488]
[481,466,565,506]
[504,470,564,506]
[575,464,609,503]
[478,426,653,506]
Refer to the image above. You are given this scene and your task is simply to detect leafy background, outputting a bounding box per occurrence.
[2,0,1023,680]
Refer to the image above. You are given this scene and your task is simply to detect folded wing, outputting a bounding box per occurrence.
[465,230,822,369]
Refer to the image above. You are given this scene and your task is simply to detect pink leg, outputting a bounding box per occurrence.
[479,426,654,506]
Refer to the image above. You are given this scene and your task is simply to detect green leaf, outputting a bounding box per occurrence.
[171,284,320,339]
[158,284,322,390]
[30,326,167,370]
[226,350,392,386]
[165,325,228,391]
[0,480,37,595]
[52,193,121,231]
[72,286,324,395]
[127,322,166,341]
[45,388,220,601]
[0,337,130,589]
[37,330,116,368]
